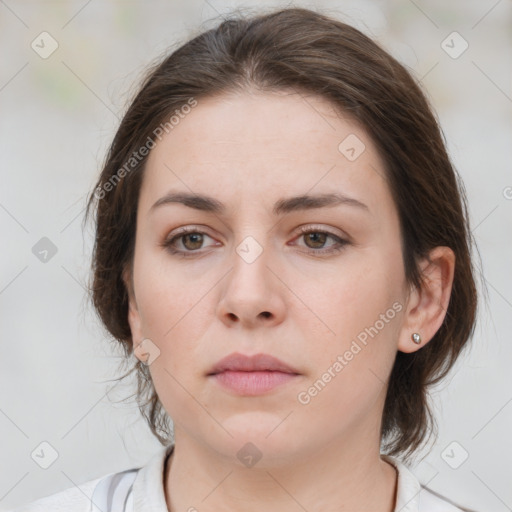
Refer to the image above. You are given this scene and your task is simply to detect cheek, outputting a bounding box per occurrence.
[133,249,206,335]
[295,281,401,429]
[301,262,399,338]
[297,255,403,382]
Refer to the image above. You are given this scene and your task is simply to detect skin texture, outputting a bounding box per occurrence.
[122,90,455,512]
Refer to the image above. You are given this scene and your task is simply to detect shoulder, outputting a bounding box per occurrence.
[381,454,473,512]
[8,477,102,512]
[9,446,172,512]
[419,485,476,512]
[8,468,139,512]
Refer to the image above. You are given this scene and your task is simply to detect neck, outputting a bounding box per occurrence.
[164,433,398,512]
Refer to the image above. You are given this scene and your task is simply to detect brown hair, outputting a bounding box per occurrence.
[84,6,481,462]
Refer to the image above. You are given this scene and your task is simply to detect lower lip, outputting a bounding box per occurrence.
[210,370,299,395]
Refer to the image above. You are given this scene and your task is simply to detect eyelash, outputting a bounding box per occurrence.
[160,225,350,259]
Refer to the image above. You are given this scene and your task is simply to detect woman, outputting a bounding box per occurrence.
[14,6,479,512]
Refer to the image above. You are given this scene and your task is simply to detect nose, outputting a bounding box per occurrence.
[216,237,286,329]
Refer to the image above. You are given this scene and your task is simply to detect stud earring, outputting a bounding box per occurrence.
[411,333,421,344]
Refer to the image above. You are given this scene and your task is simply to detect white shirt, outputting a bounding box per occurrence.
[10,445,470,511]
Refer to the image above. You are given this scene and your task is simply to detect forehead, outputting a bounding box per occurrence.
[139,90,390,217]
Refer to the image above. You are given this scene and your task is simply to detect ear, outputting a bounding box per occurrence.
[122,264,145,360]
[397,246,455,354]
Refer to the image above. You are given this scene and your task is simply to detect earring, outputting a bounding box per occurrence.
[411,333,421,344]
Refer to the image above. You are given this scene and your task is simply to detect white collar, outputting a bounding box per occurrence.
[130,445,450,512]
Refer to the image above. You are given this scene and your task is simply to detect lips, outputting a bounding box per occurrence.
[207,352,300,375]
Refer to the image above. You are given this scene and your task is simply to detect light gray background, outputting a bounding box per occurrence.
[1,1,511,510]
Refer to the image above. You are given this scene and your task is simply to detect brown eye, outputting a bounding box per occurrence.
[293,226,350,257]
[161,228,217,258]
[161,226,349,259]
[181,233,204,250]
[303,231,329,249]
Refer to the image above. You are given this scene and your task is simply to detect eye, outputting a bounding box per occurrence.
[160,225,350,259]
[292,225,349,256]
[161,227,218,258]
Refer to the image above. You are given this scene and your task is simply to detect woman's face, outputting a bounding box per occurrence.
[124,90,417,464]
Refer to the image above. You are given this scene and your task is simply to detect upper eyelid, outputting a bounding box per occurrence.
[166,224,346,241]
[295,224,347,238]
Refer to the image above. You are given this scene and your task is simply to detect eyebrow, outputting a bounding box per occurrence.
[150,190,370,216]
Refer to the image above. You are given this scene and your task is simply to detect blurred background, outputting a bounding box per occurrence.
[1,0,511,510]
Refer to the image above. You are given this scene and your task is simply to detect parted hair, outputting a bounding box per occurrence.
[84,6,480,463]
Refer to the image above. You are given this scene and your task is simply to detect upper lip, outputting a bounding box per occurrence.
[208,352,300,375]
